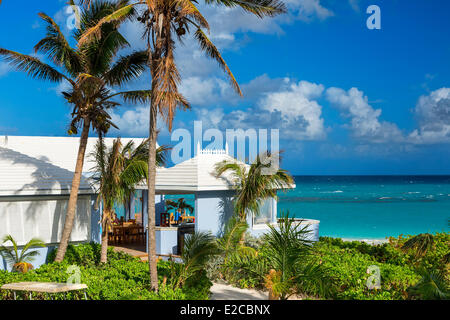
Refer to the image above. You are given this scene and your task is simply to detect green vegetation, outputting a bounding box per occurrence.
[209,231,449,300]
[90,137,169,263]
[80,0,287,291]
[0,232,447,300]
[0,243,211,300]
[0,1,151,263]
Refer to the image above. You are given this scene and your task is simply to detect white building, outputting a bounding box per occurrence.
[0,136,319,270]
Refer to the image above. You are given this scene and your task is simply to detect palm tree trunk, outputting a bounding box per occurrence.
[239,211,246,245]
[100,206,110,264]
[147,90,159,292]
[100,219,109,264]
[55,118,90,262]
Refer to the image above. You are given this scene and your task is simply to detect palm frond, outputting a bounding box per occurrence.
[408,268,450,300]
[156,145,171,167]
[0,48,70,83]
[194,28,242,96]
[78,3,136,46]
[402,233,435,259]
[205,0,287,18]
[114,90,152,104]
[34,12,82,76]
[104,50,149,86]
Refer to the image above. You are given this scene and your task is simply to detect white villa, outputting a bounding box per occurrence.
[0,136,319,270]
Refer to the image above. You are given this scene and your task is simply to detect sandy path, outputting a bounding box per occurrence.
[210,283,268,300]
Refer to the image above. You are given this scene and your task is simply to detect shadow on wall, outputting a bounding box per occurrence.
[218,195,235,237]
[0,147,90,246]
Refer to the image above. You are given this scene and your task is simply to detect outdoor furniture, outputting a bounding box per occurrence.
[1,282,88,300]
[112,224,145,244]
[181,215,195,223]
[160,212,174,227]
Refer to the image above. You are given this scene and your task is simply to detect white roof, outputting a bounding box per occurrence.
[0,136,146,196]
[151,146,249,192]
[0,136,293,196]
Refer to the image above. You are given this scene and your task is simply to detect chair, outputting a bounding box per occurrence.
[160,212,171,227]
[112,225,124,244]
[128,226,140,243]
[136,226,146,245]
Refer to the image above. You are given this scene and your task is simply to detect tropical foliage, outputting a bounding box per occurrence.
[0,0,150,263]
[211,230,449,300]
[215,152,294,221]
[0,235,45,273]
[79,0,287,291]
[407,268,449,300]
[90,138,170,263]
[166,232,218,290]
[215,216,256,278]
[0,243,212,300]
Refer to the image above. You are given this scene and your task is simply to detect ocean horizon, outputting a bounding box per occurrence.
[278,175,450,240]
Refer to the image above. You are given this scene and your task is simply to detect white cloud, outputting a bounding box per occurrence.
[110,106,150,136]
[348,0,360,12]
[179,76,232,106]
[109,106,169,137]
[259,81,326,139]
[409,88,450,144]
[195,80,327,141]
[326,87,404,143]
[286,0,334,22]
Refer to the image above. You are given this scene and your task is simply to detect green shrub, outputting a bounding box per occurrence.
[46,243,135,266]
[313,239,421,299]
[1,243,212,300]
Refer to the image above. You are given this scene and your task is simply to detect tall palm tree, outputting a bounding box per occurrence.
[0,1,151,262]
[215,152,294,222]
[79,0,286,291]
[90,137,169,263]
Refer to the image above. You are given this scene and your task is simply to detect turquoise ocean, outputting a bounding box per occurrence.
[278,176,450,239]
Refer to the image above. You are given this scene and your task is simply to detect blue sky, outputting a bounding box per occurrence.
[1,0,450,175]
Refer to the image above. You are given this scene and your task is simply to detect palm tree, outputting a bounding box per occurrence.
[408,268,450,300]
[91,137,169,263]
[79,0,286,291]
[262,214,334,300]
[401,233,435,260]
[0,1,152,262]
[216,215,256,278]
[215,152,294,223]
[0,235,45,273]
[168,232,219,289]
